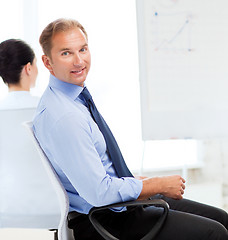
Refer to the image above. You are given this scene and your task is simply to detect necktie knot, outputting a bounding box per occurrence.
[81,87,92,102]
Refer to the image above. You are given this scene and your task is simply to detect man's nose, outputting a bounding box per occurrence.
[73,53,83,66]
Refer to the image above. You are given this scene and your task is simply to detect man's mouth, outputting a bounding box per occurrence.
[71,67,85,75]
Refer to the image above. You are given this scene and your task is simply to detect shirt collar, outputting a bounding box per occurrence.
[48,74,84,100]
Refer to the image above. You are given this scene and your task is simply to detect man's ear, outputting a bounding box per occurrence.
[42,55,54,73]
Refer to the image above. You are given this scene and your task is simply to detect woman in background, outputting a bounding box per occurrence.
[0,39,39,109]
[0,40,58,229]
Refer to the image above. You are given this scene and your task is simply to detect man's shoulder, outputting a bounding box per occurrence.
[34,86,87,127]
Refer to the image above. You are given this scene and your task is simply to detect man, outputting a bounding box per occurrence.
[34,18,228,239]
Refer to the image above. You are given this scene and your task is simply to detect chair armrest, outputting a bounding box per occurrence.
[89,199,169,240]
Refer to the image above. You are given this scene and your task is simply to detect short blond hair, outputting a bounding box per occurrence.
[39,18,88,57]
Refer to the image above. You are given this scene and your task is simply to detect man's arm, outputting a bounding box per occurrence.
[138,175,186,200]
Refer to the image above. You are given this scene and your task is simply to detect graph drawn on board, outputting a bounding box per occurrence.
[144,0,196,54]
[151,11,194,52]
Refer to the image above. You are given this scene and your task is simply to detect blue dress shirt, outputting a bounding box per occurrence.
[33,75,142,214]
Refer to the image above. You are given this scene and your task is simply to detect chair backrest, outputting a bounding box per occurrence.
[24,121,74,240]
[0,108,60,229]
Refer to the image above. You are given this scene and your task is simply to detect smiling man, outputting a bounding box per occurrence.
[41,25,90,86]
[33,18,228,239]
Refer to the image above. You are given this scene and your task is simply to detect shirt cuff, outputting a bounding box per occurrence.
[118,178,143,202]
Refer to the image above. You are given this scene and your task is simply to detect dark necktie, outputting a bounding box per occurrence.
[80,87,133,178]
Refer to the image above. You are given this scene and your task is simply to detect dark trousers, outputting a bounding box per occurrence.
[69,195,228,240]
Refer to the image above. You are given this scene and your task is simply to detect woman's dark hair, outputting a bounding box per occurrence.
[0,39,35,85]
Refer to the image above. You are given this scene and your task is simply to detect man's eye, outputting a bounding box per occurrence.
[80,48,86,52]
[62,52,69,56]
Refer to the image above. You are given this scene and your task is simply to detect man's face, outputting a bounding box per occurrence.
[42,27,91,87]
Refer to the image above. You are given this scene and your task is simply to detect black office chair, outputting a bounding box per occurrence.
[69,198,169,240]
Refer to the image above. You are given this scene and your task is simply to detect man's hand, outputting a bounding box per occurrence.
[159,175,186,200]
[138,175,186,200]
